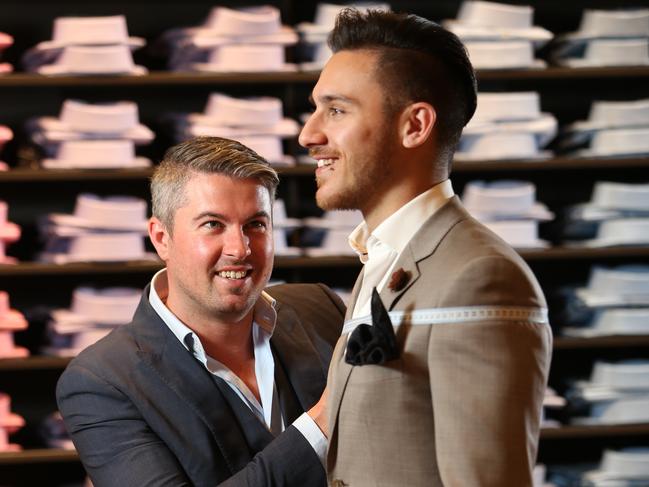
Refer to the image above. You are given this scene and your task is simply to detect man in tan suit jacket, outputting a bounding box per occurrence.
[299,9,553,487]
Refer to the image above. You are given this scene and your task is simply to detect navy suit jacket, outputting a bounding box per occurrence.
[57,283,345,487]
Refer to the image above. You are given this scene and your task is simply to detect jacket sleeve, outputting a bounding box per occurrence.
[428,256,552,487]
[57,362,327,487]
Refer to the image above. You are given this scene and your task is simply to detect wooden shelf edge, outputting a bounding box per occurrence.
[0,165,317,182]
[0,66,647,87]
[452,156,649,172]
[0,449,78,464]
[2,248,649,277]
[1,158,646,183]
[0,356,71,370]
[553,335,649,350]
[541,423,649,439]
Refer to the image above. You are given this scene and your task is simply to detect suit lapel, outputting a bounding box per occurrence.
[132,288,263,475]
[379,196,470,311]
[329,197,471,446]
[271,299,329,413]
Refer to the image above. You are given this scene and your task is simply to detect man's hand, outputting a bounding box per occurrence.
[307,387,329,437]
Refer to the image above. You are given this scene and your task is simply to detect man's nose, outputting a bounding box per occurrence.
[299,111,327,148]
[223,227,251,259]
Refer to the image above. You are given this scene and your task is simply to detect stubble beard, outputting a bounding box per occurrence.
[315,140,396,212]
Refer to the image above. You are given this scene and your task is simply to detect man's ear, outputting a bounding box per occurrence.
[148,216,171,261]
[399,102,436,149]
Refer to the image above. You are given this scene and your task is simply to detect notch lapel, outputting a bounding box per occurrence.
[132,290,263,475]
[328,197,471,446]
[271,300,329,413]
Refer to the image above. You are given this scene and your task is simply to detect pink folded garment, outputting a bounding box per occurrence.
[0,32,13,50]
[0,241,17,265]
[0,292,28,331]
[0,393,24,452]
[0,200,20,241]
[0,330,29,358]
[0,393,25,431]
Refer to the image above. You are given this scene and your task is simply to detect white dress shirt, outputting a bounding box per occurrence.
[149,269,327,464]
[349,180,455,318]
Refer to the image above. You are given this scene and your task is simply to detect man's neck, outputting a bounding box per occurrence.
[188,310,260,402]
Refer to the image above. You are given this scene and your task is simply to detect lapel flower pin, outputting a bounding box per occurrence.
[388,268,411,292]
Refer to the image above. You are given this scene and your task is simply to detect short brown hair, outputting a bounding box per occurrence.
[329,9,477,165]
[151,137,279,232]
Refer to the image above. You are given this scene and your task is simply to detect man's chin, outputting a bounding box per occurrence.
[316,191,356,211]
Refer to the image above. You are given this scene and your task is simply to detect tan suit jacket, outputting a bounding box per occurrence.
[327,197,552,487]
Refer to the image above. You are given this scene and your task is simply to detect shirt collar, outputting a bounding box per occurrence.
[149,268,278,357]
[348,179,454,260]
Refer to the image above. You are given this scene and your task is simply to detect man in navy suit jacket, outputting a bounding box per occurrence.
[57,137,345,486]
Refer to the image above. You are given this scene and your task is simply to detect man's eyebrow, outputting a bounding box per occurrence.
[248,211,271,221]
[192,211,226,223]
[310,94,357,105]
[192,211,271,223]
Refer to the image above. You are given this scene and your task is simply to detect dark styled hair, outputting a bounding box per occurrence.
[151,136,279,232]
[328,8,477,163]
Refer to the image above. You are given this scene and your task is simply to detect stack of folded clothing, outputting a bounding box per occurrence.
[38,193,156,264]
[0,201,20,265]
[532,464,557,487]
[562,181,649,247]
[568,360,649,425]
[296,2,391,70]
[0,291,28,359]
[550,448,649,486]
[43,286,141,357]
[0,32,13,74]
[272,199,301,257]
[302,210,363,257]
[558,98,649,159]
[560,264,649,337]
[171,93,299,167]
[0,124,13,171]
[162,6,297,72]
[0,392,24,452]
[41,411,74,450]
[462,180,553,248]
[581,448,649,486]
[22,15,146,76]
[26,99,154,169]
[542,387,566,428]
[442,0,552,69]
[456,91,557,161]
[551,8,649,68]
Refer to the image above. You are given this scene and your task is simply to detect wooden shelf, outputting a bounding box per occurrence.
[0,449,78,465]
[1,158,647,183]
[476,65,649,81]
[4,336,649,372]
[0,67,648,88]
[553,335,649,350]
[2,248,648,277]
[0,356,71,370]
[519,246,649,261]
[0,261,164,276]
[452,156,649,173]
[0,165,317,182]
[540,423,649,439]
[0,71,320,87]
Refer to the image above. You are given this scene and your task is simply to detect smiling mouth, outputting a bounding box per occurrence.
[217,270,251,280]
[316,158,336,168]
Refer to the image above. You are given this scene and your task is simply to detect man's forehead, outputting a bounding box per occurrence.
[313,50,382,100]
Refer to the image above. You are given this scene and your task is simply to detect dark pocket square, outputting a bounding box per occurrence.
[345,288,399,366]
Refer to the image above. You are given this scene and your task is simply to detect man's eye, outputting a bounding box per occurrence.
[247,220,268,231]
[329,107,344,116]
[202,221,223,230]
